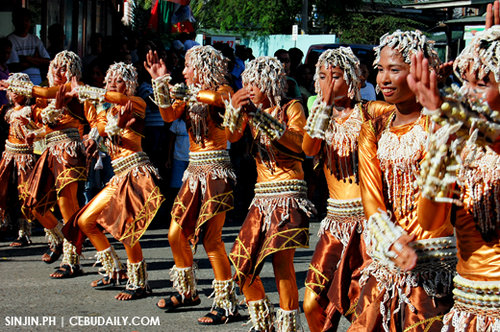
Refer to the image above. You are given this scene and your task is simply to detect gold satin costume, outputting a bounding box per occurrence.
[348,112,455,332]
[302,101,394,332]
[229,100,314,311]
[162,86,235,282]
[20,84,95,229]
[433,144,500,332]
[0,104,37,222]
[63,94,164,262]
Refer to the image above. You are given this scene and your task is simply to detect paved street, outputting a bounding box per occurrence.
[0,219,349,332]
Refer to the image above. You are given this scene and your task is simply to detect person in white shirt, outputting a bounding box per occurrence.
[7,8,50,86]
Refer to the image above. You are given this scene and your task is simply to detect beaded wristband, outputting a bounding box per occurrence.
[77,85,106,103]
[151,74,172,108]
[7,81,34,98]
[222,98,243,133]
[366,211,406,266]
[304,100,333,139]
[250,109,286,140]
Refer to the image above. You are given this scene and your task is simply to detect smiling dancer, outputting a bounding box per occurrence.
[347,30,456,332]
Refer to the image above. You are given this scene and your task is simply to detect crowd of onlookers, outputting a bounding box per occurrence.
[0,7,381,240]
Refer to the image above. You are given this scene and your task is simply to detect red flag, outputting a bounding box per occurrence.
[148,0,159,30]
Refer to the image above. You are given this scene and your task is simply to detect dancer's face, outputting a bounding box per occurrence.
[182,58,195,85]
[318,65,349,101]
[7,91,25,106]
[376,46,414,105]
[463,68,500,111]
[51,62,68,86]
[245,83,269,108]
[105,74,127,94]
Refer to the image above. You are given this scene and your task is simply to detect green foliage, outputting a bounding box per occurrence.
[326,13,426,44]
[192,0,303,36]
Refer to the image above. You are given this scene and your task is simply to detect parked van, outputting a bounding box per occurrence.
[304,43,377,66]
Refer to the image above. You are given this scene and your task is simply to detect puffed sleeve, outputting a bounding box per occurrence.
[277,101,306,153]
[358,120,387,218]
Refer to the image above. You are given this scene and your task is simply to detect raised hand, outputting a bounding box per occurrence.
[486,0,500,28]
[407,52,442,110]
[55,84,73,110]
[0,80,9,91]
[117,100,136,129]
[144,50,169,79]
[231,88,251,110]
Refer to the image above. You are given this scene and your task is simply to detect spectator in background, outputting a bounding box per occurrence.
[182,32,199,51]
[165,49,184,84]
[231,44,247,90]
[289,47,304,75]
[0,38,12,106]
[295,63,315,104]
[7,8,50,85]
[274,49,301,100]
[359,63,377,101]
[82,33,104,69]
[47,23,65,59]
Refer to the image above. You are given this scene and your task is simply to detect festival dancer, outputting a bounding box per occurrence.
[145,46,239,324]
[226,56,314,332]
[347,30,456,332]
[62,62,164,300]
[301,47,394,332]
[1,50,93,278]
[0,73,37,247]
[407,24,500,332]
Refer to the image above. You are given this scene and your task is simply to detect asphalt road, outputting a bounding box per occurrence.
[0,219,349,332]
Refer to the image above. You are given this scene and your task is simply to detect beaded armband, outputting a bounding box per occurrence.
[435,85,500,144]
[418,117,462,204]
[250,109,286,140]
[366,210,406,267]
[41,103,65,126]
[169,83,200,104]
[304,100,333,139]
[7,80,34,98]
[151,74,172,108]
[77,85,106,103]
[222,98,244,133]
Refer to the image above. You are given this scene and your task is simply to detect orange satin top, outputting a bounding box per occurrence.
[158,86,232,153]
[4,105,34,144]
[303,101,395,200]
[454,207,500,280]
[227,100,306,183]
[32,83,98,136]
[96,95,146,160]
[359,113,453,240]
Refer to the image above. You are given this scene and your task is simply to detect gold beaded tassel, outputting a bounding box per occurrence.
[276,308,303,332]
[169,265,198,302]
[247,296,274,332]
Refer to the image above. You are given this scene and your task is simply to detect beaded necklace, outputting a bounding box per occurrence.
[377,113,427,220]
[324,103,362,183]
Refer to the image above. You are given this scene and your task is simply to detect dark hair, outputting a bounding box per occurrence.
[12,8,32,24]
[0,37,12,50]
